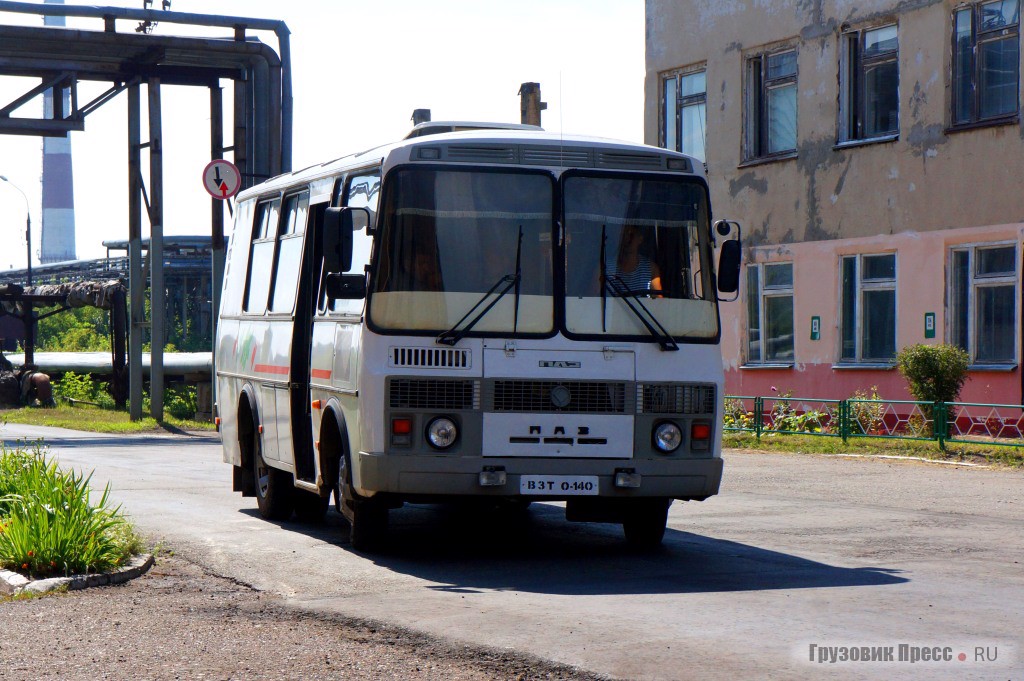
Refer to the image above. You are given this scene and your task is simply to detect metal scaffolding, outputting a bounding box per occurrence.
[0,1,292,420]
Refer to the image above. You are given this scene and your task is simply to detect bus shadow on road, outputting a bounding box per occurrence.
[355,502,908,596]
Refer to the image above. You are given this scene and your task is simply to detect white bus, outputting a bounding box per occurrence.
[215,124,742,550]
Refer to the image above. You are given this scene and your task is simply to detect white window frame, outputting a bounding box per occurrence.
[838,23,900,143]
[746,262,795,364]
[839,253,898,362]
[948,241,1019,365]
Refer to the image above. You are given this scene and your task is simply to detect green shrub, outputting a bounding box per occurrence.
[896,343,970,404]
[53,371,99,403]
[897,344,970,437]
[0,444,140,577]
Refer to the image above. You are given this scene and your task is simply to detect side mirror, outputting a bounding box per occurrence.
[717,239,742,295]
[323,206,370,273]
[325,272,367,300]
[714,220,743,300]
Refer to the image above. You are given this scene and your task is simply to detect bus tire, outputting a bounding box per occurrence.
[293,490,329,523]
[336,449,388,551]
[622,498,671,549]
[253,429,294,521]
[349,502,388,552]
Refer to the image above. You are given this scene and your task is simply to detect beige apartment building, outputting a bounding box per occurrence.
[646,0,1024,403]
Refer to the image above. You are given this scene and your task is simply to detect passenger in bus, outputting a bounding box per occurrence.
[603,224,663,295]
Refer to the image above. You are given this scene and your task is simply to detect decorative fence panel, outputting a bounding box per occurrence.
[724,395,1024,449]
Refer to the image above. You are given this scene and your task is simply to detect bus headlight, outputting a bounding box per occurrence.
[426,417,458,449]
[653,421,682,453]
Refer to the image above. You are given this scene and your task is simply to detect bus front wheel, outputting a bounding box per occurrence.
[253,429,294,521]
[336,450,388,551]
[622,498,671,549]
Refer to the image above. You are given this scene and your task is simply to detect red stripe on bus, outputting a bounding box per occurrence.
[310,369,332,380]
[253,364,290,375]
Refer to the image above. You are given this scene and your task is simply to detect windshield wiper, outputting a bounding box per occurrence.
[604,275,679,351]
[437,226,524,347]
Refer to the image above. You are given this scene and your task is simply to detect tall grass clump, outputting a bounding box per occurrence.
[0,443,141,578]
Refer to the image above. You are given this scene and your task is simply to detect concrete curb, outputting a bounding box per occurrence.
[0,553,154,596]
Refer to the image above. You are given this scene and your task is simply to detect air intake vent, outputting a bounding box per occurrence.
[446,145,516,163]
[490,380,630,414]
[637,384,716,414]
[597,151,664,170]
[390,347,471,369]
[389,379,480,410]
[521,146,592,167]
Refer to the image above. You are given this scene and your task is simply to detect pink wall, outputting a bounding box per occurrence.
[721,224,1024,405]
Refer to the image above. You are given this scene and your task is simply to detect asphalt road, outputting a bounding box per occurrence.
[3,423,1022,680]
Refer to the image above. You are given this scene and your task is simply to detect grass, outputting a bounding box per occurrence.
[0,403,215,434]
[0,443,145,579]
[724,431,1024,467]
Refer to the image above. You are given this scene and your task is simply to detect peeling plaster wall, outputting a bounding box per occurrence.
[645,0,1022,246]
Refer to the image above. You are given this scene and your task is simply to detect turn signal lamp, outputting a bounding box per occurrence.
[391,417,413,447]
[691,422,712,451]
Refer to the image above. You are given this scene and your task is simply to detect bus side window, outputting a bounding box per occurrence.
[325,169,380,313]
[243,198,281,314]
[268,191,309,313]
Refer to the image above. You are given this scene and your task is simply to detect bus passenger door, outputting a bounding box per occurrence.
[289,193,324,485]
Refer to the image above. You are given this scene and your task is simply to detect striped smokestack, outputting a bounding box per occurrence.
[39,0,76,264]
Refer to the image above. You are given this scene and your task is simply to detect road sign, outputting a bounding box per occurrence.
[202,159,241,200]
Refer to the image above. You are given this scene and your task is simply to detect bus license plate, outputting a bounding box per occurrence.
[520,475,599,496]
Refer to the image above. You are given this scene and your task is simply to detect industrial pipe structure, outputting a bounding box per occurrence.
[0,2,292,420]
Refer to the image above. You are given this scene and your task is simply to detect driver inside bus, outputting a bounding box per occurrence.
[601,223,663,295]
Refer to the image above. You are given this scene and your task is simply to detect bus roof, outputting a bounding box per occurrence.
[237,128,704,201]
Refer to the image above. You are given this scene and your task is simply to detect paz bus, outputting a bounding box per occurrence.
[215,122,742,550]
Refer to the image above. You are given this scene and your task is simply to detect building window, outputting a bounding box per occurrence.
[950,244,1017,363]
[745,49,797,159]
[840,25,899,141]
[746,262,795,363]
[840,253,896,362]
[661,68,707,161]
[953,0,1020,126]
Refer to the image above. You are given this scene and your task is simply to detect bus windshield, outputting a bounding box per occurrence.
[370,167,555,334]
[563,174,718,340]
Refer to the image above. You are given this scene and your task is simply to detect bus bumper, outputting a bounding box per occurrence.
[353,452,723,501]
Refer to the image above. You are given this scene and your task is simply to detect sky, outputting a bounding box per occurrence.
[0,0,645,270]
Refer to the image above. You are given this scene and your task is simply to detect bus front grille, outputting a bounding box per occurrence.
[388,379,480,410]
[489,380,630,414]
[637,383,716,415]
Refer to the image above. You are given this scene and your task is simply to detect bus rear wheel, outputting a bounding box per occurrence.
[622,499,671,549]
[253,429,294,521]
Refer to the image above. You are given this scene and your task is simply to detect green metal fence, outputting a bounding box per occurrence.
[724,395,1024,448]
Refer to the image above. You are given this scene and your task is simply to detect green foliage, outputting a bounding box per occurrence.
[143,384,197,420]
[897,343,970,404]
[0,444,141,577]
[723,398,755,430]
[848,386,887,435]
[767,391,829,433]
[35,306,111,352]
[53,371,100,403]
